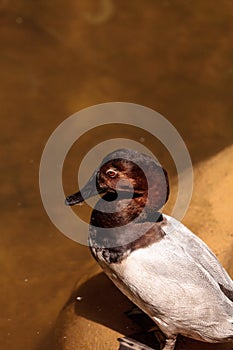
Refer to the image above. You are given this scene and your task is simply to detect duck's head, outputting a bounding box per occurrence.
[65,149,169,214]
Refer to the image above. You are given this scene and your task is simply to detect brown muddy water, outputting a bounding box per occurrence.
[1,1,233,349]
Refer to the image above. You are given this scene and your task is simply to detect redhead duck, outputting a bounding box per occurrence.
[65,149,233,350]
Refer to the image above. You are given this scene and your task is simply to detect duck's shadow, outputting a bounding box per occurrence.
[58,272,232,350]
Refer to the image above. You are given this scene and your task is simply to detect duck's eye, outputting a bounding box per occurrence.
[106,169,117,178]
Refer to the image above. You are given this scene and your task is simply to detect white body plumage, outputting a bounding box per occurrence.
[96,215,233,345]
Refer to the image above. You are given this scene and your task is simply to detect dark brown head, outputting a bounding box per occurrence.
[65,149,169,213]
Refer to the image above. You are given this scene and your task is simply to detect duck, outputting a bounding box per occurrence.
[65,148,233,350]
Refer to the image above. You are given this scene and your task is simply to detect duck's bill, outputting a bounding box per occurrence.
[65,172,105,206]
[65,191,85,206]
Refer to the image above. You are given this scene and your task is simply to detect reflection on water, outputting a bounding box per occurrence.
[1,0,233,349]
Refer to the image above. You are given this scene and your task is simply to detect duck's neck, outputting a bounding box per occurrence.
[89,193,165,264]
[90,192,161,228]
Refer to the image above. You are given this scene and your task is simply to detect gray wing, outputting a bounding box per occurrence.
[164,215,233,301]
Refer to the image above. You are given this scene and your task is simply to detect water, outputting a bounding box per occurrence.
[1,1,233,349]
